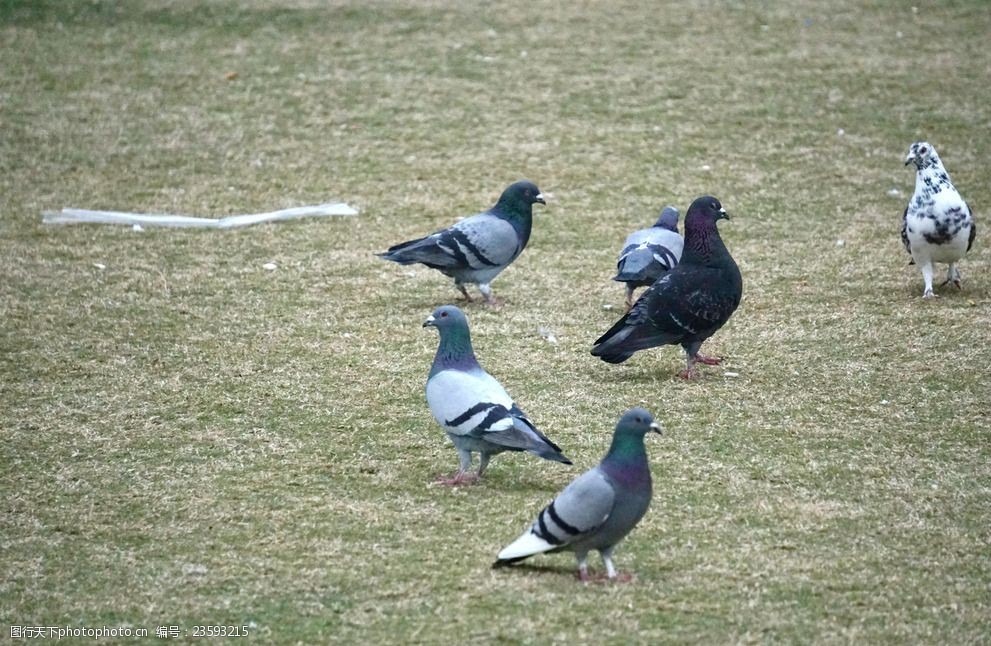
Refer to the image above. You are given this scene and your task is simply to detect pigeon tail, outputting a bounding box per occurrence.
[536,447,573,465]
[591,313,681,363]
[495,530,556,564]
[499,418,573,465]
[378,235,452,269]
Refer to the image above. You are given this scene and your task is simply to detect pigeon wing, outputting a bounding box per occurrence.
[966,202,976,252]
[378,212,518,270]
[496,468,615,563]
[426,369,515,437]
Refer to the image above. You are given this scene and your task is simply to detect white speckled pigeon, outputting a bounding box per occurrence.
[901,142,976,299]
[423,305,571,485]
[494,408,662,582]
[591,196,742,379]
[613,206,683,310]
[378,181,545,305]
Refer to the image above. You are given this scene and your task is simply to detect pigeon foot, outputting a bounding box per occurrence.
[695,354,723,366]
[939,278,963,289]
[678,368,698,380]
[435,472,479,486]
[456,285,474,303]
[922,291,938,299]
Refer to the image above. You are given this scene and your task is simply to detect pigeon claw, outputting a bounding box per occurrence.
[435,472,479,486]
[678,368,698,380]
[695,354,723,366]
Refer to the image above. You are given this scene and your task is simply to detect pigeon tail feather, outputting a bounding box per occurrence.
[591,312,681,363]
[496,531,556,563]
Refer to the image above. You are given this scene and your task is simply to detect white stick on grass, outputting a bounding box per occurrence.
[42,202,359,228]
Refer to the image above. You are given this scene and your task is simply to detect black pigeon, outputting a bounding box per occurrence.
[591,196,742,379]
[377,181,545,305]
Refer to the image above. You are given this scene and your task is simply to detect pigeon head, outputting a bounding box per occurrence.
[423,304,469,331]
[602,408,662,485]
[424,305,476,371]
[654,206,680,232]
[905,141,940,170]
[615,408,663,439]
[496,180,546,213]
[684,196,728,232]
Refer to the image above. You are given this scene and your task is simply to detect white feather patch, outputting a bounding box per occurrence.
[497,530,556,561]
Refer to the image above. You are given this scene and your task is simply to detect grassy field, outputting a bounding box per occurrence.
[2,0,990,643]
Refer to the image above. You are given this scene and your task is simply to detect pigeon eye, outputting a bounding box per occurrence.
[635,416,642,423]
[919,146,928,155]
[440,312,448,318]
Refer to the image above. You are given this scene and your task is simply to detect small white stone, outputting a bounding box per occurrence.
[537,326,558,345]
[836,239,845,247]
[132,224,143,232]
[93,262,106,270]
[887,188,901,197]
[880,399,889,405]
[837,128,845,136]
[263,262,277,271]
[701,164,711,171]
[602,304,615,311]
[723,372,739,378]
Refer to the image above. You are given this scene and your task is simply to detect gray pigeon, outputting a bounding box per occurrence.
[378,181,545,304]
[423,305,571,485]
[494,408,662,581]
[901,141,976,298]
[614,206,683,310]
[592,196,742,379]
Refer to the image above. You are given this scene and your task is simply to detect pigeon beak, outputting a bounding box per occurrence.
[422,315,436,328]
[535,193,546,205]
[650,422,663,435]
[719,207,729,220]
[904,156,914,166]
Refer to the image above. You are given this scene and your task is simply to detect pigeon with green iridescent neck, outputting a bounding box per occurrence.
[592,196,742,379]
[901,141,976,298]
[423,305,571,485]
[613,205,683,310]
[379,181,546,305]
[494,408,662,581]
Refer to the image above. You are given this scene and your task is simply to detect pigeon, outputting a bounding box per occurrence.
[423,305,571,484]
[378,180,546,305]
[901,141,976,298]
[591,196,742,379]
[613,205,684,310]
[493,408,662,581]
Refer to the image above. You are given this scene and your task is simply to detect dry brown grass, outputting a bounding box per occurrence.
[2,0,990,643]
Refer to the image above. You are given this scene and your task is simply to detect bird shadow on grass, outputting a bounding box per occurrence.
[472,473,564,495]
[492,561,639,585]
[592,365,723,386]
[490,561,577,580]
